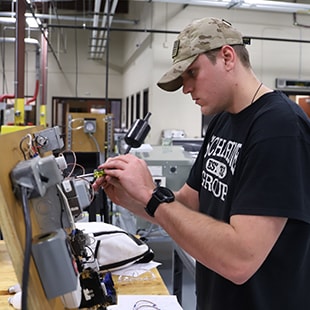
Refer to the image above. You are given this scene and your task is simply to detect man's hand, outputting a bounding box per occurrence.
[92,154,156,219]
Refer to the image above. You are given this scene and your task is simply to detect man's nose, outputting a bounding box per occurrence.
[182,82,192,94]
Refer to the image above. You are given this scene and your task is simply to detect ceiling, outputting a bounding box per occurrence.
[0,1,129,14]
[0,1,132,60]
[0,0,310,60]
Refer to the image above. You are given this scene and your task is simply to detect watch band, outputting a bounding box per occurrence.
[145,186,175,217]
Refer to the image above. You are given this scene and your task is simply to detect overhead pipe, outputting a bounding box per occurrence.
[25,37,41,106]
[24,1,63,72]
[0,6,138,67]
[25,79,39,105]
[0,11,138,25]
[39,28,48,126]
[46,23,310,44]
[14,0,26,126]
[0,37,41,105]
[143,0,310,14]
[105,0,111,156]
[48,24,178,34]
[0,94,15,102]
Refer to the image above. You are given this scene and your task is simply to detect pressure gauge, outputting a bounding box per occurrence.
[84,118,96,133]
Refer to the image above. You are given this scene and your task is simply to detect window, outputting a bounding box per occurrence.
[136,92,141,119]
[143,88,149,118]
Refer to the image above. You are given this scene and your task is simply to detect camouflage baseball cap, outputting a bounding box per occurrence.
[157,17,244,92]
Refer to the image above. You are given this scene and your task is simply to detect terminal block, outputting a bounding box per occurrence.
[10,155,64,198]
[34,126,64,153]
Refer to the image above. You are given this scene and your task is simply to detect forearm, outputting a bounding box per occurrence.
[106,189,158,224]
[174,183,199,212]
[154,202,240,281]
[154,201,286,284]
[95,154,286,284]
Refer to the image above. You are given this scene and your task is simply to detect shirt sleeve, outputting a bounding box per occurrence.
[230,135,310,224]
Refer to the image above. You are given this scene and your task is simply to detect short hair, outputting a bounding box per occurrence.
[204,44,251,68]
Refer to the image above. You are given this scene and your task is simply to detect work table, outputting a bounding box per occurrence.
[0,240,169,309]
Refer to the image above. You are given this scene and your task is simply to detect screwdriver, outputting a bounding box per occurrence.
[78,169,105,179]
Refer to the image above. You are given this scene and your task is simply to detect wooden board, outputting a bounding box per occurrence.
[113,268,170,296]
[0,126,169,310]
[0,240,169,309]
[67,112,113,153]
[0,126,64,309]
[0,241,18,310]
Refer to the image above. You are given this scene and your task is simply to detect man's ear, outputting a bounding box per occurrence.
[220,45,236,71]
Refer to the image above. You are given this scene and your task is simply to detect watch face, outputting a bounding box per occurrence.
[155,186,175,203]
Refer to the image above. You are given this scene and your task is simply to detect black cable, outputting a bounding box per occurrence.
[20,185,32,310]
[74,1,79,97]
[75,25,78,97]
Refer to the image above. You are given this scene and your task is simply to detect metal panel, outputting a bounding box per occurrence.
[133,145,195,191]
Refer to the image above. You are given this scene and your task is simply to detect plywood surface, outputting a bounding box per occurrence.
[0,241,169,309]
[0,126,64,309]
[0,126,168,310]
[67,112,110,153]
[113,268,169,296]
[0,241,18,310]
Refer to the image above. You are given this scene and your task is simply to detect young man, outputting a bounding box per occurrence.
[93,17,310,309]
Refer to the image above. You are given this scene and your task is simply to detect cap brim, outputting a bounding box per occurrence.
[157,55,198,92]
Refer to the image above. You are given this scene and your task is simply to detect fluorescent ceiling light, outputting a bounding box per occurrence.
[0,13,42,27]
[0,17,16,24]
[152,0,310,14]
[0,18,41,28]
[26,16,41,28]
[241,0,310,13]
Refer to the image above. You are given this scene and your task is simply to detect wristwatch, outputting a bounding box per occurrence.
[145,186,175,217]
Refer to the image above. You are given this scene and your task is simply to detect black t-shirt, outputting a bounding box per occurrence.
[187,91,310,310]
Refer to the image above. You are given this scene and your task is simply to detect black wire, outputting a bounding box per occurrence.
[20,186,32,310]
[75,23,78,97]
[55,185,65,229]
[74,0,78,97]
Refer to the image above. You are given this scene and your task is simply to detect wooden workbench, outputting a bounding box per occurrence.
[0,127,169,309]
[0,240,169,309]
[0,241,18,310]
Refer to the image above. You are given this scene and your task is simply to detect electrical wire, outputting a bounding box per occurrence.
[20,185,32,310]
[88,132,101,153]
[59,150,78,178]
[19,134,32,160]
[56,184,76,230]
[66,162,86,177]
[68,118,84,131]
